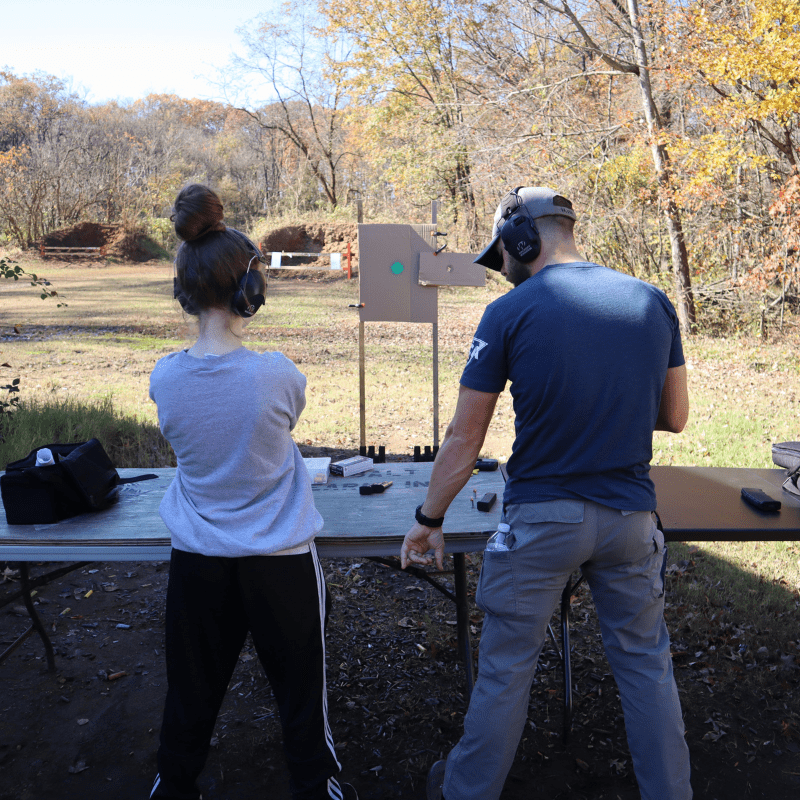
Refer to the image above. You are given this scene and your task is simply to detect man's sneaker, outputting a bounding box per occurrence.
[426,760,446,800]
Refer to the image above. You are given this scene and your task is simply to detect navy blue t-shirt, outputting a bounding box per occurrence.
[461,262,684,510]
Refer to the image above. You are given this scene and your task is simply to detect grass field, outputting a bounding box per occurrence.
[2,257,800,629]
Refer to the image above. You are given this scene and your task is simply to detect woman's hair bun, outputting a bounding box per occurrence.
[172,184,226,242]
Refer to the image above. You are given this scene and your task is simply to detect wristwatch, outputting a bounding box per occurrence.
[415,504,445,528]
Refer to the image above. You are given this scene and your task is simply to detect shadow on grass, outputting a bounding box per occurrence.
[666,540,799,647]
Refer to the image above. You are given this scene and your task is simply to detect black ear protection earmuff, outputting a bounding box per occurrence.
[231,253,267,318]
[498,187,541,264]
[173,266,199,315]
[230,231,267,318]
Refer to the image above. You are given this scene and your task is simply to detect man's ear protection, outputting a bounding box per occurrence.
[499,187,541,264]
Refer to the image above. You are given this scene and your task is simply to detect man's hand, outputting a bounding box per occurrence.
[398,386,499,572]
[400,523,445,571]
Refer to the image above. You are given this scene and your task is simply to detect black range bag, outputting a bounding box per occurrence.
[772,441,800,498]
[1,438,156,525]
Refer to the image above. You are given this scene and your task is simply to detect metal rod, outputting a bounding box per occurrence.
[561,578,573,743]
[359,320,366,449]
[453,553,475,695]
[431,200,440,449]
[432,322,439,448]
[20,563,56,672]
[0,561,91,610]
[366,554,473,696]
[560,573,585,744]
[0,626,35,665]
[366,557,457,604]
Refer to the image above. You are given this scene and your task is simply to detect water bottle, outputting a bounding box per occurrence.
[35,448,55,467]
[485,522,515,552]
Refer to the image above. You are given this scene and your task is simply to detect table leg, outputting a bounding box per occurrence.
[560,579,573,744]
[19,563,56,672]
[560,572,585,744]
[453,553,475,696]
[366,555,475,696]
[0,562,91,611]
[0,624,35,665]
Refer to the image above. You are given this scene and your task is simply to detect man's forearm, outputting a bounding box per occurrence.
[417,385,500,521]
[419,430,485,519]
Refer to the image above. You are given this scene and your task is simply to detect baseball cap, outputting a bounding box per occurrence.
[474,187,576,271]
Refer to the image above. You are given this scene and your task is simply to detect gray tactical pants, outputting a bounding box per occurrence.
[443,500,692,800]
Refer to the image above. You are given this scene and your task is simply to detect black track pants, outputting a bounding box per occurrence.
[150,545,342,800]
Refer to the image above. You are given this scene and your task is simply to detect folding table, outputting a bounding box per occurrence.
[2,462,798,738]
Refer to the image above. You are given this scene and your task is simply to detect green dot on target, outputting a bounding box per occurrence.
[390,261,404,275]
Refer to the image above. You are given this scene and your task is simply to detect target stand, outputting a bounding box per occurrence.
[355,208,484,453]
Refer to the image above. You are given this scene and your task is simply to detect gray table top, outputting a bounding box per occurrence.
[1,463,797,562]
[0,463,505,561]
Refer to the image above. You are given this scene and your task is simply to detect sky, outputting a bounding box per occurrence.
[2,0,277,105]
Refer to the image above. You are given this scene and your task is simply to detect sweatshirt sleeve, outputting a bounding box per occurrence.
[265,352,307,431]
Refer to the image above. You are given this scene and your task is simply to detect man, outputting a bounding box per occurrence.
[400,187,691,800]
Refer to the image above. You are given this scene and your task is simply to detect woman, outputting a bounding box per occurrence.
[148,184,346,800]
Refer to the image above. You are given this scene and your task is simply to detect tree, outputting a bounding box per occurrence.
[681,0,800,173]
[759,170,800,311]
[510,0,696,331]
[667,0,800,284]
[226,2,355,211]
[323,0,482,240]
[449,4,666,266]
[0,71,88,246]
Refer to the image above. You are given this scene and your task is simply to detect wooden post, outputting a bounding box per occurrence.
[433,322,440,448]
[346,242,352,279]
[357,200,363,224]
[359,320,366,450]
[431,199,440,447]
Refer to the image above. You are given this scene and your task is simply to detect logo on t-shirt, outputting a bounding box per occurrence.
[467,337,488,365]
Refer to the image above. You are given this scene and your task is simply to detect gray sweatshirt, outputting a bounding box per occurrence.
[149,347,323,557]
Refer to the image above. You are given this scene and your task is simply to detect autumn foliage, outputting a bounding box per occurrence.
[0,1,798,332]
